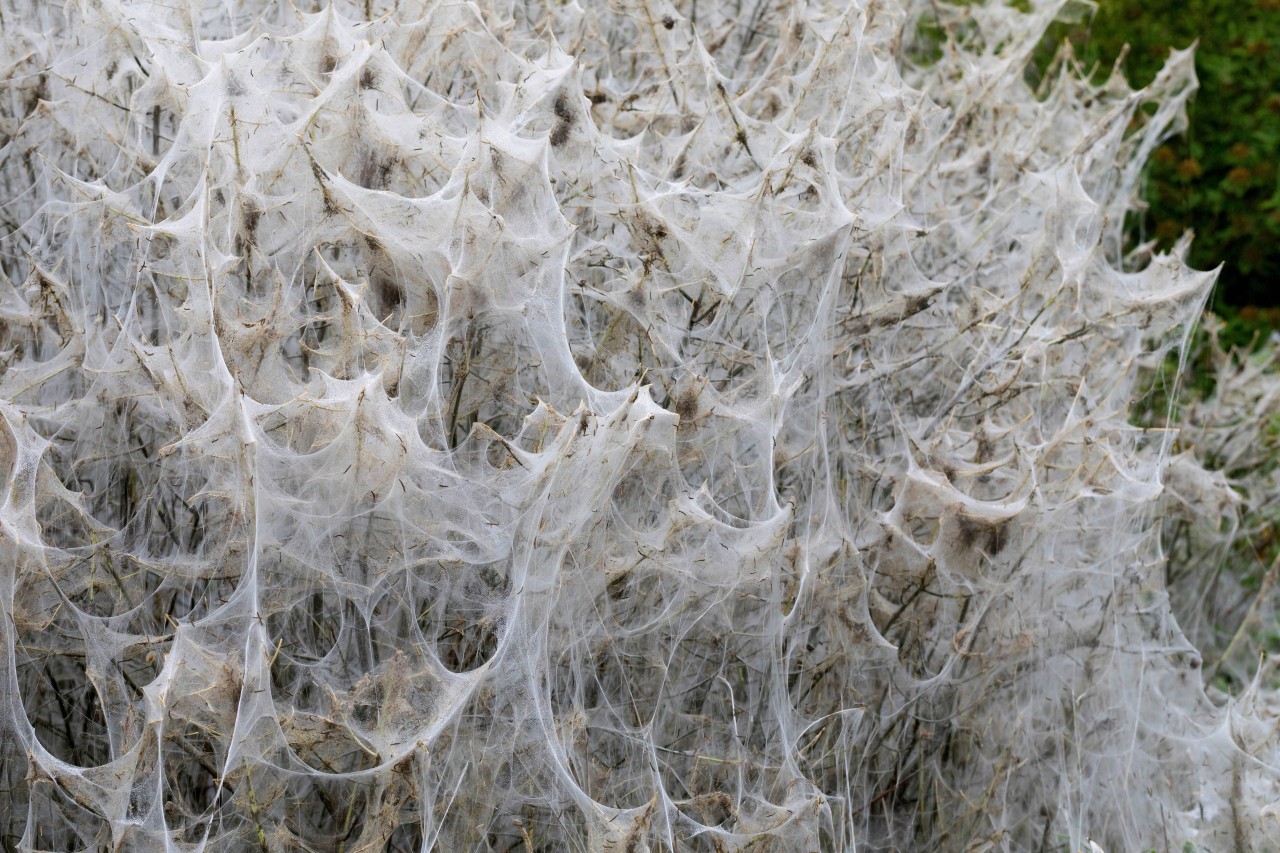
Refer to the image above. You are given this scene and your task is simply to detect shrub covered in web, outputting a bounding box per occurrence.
[1,0,1277,850]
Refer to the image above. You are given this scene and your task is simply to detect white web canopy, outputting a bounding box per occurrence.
[0,0,1276,850]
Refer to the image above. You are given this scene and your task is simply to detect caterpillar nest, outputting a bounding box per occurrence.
[0,0,1275,850]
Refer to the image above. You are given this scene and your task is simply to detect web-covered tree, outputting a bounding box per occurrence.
[0,0,1275,850]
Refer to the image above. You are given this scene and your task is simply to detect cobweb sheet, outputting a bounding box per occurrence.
[0,0,1275,850]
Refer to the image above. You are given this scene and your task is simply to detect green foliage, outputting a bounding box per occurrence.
[1212,303,1280,351]
[1035,0,1280,310]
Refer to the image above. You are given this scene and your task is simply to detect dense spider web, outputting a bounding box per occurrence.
[1,0,1278,850]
